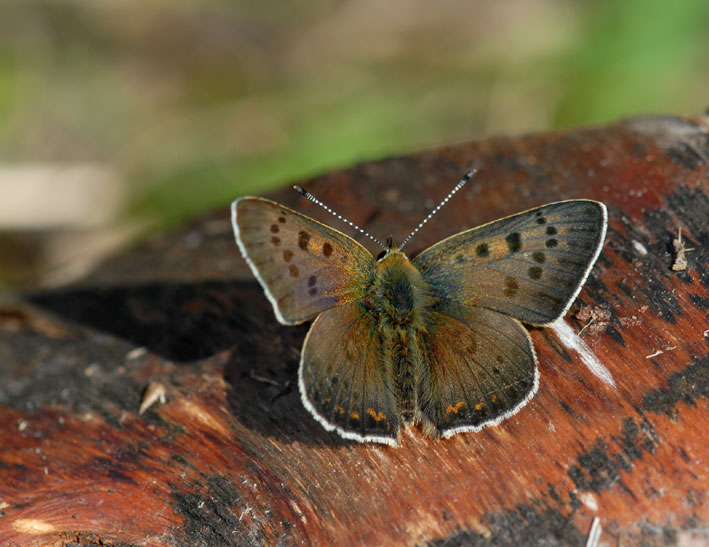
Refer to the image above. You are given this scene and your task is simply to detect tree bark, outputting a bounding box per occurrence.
[1,115,708,546]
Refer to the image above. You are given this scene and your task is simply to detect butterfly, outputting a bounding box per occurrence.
[231,171,607,446]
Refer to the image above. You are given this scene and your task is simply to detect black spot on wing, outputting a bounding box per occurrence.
[476,243,490,257]
[298,231,310,250]
[506,232,522,252]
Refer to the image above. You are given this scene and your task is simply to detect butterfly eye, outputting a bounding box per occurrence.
[376,249,389,261]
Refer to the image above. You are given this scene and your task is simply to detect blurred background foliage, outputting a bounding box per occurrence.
[0,0,707,287]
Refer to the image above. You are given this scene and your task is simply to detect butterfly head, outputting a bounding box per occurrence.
[376,236,396,262]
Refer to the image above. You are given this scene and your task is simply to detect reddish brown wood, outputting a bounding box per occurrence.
[1,115,708,546]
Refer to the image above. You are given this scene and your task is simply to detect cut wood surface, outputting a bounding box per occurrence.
[1,115,708,546]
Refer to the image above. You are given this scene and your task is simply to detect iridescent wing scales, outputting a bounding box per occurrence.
[413,200,607,326]
[232,198,376,325]
[299,301,400,445]
[417,303,538,437]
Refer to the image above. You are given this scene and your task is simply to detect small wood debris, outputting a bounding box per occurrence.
[585,516,602,547]
[576,304,612,336]
[126,347,147,360]
[645,346,677,359]
[139,382,167,415]
[618,315,642,328]
[671,228,694,271]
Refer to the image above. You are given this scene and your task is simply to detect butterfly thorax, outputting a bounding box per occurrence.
[368,250,432,329]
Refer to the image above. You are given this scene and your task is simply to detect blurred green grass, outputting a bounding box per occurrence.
[0,0,707,231]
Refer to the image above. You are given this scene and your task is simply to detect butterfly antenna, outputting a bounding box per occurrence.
[397,169,476,251]
[293,185,388,250]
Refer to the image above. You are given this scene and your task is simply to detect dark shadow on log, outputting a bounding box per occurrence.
[224,349,351,446]
[28,281,347,445]
[29,281,269,363]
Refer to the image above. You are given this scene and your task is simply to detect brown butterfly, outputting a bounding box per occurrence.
[232,171,607,446]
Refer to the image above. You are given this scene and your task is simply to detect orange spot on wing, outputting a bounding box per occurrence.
[366,408,387,421]
[475,402,484,411]
[350,412,360,419]
[336,406,344,414]
[446,401,464,414]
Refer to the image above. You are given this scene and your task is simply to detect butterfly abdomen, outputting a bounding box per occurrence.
[384,327,421,423]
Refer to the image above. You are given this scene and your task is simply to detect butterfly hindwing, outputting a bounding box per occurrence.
[413,200,607,325]
[417,302,538,437]
[232,198,376,325]
[299,301,400,445]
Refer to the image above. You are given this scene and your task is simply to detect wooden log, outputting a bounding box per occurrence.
[1,115,707,546]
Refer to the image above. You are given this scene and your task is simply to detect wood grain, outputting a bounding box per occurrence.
[1,115,707,546]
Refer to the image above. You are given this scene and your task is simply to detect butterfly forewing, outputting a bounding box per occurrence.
[233,198,376,325]
[417,303,538,437]
[413,200,607,325]
[299,301,400,445]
